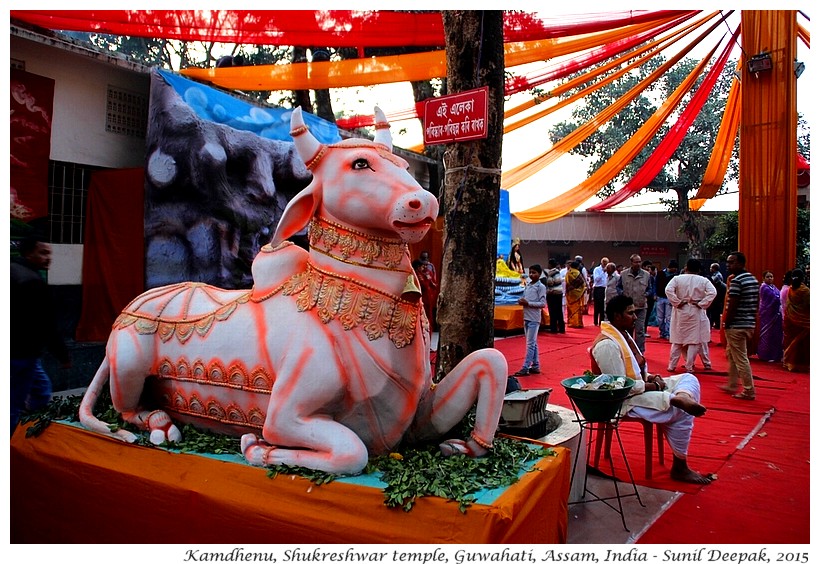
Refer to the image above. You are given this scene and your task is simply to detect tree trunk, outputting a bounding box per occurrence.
[292,47,312,113]
[312,48,336,122]
[435,11,505,381]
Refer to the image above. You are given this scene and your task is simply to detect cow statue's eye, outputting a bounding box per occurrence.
[352,158,374,171]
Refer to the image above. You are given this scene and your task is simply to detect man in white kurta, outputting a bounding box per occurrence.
[591,294,714,484]
[665,259,717,373]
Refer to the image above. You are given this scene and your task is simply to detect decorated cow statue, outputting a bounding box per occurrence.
[79,107,508,475]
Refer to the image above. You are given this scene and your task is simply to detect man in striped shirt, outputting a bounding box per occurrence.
[721,252,759,400]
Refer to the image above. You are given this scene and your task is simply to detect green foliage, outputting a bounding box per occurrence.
[547,53,737,211]
[20,391,554,513]
[366,440,555,513]
[704,211,738,259]
[705,208,810,270]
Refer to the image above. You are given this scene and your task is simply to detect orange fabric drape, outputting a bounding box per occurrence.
[11,422,571,543]
[404,13,713,152]
[691,60,743,209]
[511,44,717,223]
[502,16,726,194]
[797,22,810,48]
[590,26,740,212]
[738,11,798,286]
[180,14,686,91]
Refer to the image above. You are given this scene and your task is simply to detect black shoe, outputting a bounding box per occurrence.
[513,369,530,377]
[528,367,541,374]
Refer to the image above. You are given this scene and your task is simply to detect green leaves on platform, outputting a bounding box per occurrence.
[22,392,555,512]
[366,440,555,513]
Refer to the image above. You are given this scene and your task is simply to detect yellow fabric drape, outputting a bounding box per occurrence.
[180,15,685,91]
[691,60,742,209]
[512,45,716,223]
[503,18,725,193]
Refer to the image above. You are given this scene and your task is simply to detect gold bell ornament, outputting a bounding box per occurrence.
[401,274,422,302]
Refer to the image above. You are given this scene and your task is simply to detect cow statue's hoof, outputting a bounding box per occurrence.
[439,438,487,458]
[145,410,182,445]
[241,433,277,466]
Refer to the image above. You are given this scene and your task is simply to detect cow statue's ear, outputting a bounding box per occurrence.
[271,185,318,246]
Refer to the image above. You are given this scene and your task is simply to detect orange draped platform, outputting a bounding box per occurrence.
[493,305,549,332]
[10,423,570,544]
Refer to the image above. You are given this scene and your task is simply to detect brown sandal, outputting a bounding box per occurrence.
[732,391,756,401]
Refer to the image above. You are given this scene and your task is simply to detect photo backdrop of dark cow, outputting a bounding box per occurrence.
[144,69,342,289]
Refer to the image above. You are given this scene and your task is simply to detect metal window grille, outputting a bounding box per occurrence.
[105,85,148,138]
[47,160,102,244]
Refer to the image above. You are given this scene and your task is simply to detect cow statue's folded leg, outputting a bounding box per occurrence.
[406,349,508,457]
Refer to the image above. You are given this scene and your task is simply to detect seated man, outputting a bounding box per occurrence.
[591,294,713,485]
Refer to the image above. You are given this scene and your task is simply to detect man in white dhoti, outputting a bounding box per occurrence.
[591,295,714,485]
[665,259,717,373]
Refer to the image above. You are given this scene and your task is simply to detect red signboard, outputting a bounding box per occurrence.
[423,86,488,145]
[640,245,669,257]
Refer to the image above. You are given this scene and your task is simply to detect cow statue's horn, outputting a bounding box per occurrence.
[290,107,324,169]
[373,106,393,150]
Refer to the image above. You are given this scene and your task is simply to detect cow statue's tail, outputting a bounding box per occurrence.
[78,357,138,443]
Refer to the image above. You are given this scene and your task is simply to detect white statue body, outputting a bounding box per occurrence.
[79,107,508,474]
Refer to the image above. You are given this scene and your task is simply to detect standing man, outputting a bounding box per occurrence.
[665,259,717,373]
[604,262,620,309]
[616,254,651,353]
[707,263,727,329]
[654,260,680,340]
[544,258,565,333]
[591,257,609,326]
[514,264,547,376]
[642,260,657,334]
[11,234,71,436]
[721,252,759,400]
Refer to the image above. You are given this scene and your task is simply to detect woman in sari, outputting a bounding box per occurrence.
[565,260,586,328]
[756,271,783,362]
[783,269,810,372]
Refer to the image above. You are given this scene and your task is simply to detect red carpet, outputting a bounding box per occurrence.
[492,320,809,543]
[493,323,804,493]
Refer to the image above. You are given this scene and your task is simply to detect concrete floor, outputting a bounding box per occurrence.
[567,472,680,543]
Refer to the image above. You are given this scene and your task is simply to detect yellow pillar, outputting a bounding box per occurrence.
[739,11,798,284]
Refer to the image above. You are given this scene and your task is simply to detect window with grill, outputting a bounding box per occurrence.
[106,85,148,138]
[47,160,103,244]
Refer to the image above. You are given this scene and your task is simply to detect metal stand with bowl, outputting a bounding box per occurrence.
[561,374,645,531]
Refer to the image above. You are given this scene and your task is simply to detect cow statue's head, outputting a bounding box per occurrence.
[272,107,439,246]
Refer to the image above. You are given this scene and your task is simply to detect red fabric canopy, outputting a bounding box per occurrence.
[10,9,696,48]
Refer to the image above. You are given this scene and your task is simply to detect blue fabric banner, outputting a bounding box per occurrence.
[497,189,511,260]
[157,69,341,144]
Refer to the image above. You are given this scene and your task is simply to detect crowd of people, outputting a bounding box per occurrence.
[485,247,810,406]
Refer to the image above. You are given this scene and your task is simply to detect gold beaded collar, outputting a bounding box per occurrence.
[309,216,407,271]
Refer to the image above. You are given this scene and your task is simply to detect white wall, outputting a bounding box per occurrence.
[11,34,149,169]
[48,244,83,285]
